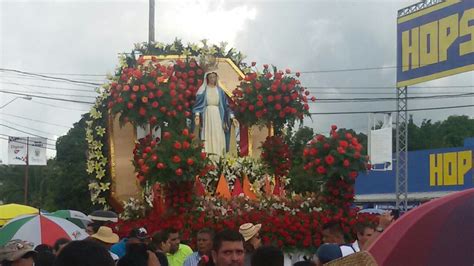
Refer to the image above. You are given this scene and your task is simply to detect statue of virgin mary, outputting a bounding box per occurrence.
[192,71,236,157]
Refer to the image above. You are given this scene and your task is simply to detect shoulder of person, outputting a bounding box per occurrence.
[179,244,194,253]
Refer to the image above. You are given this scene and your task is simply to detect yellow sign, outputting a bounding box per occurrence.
[429,150,472,186]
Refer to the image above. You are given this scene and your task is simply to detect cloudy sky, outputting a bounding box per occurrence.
[0,0,473,159]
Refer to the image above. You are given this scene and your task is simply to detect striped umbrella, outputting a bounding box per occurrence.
[0,214,87,246]
[48,210,92,229]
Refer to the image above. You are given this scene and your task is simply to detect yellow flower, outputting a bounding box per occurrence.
[96,169,106,180]
[99,182,110,191]
[95,126,106,137]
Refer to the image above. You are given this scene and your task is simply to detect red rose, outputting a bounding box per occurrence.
[182,128,189,136]
[274,104,281,110]
[156,162,165,169]
[187,158,194,165]
[325,155,335,165]
[309,148,317,156]
[139,107,146,116]
[249,105,255,111]
[172,155,181,163]
[349,171,358,179]
[127,102,134,109]
[151,154,158,161]
[140,84,146,91]
[339,141,349,148]
[311,96,316,102]
[174,142,182,150]
[343,159,350,168]
[150,116,157,124]
[331,125,338,131]
[337,147,346,154]
[182,141,190,149]
[123,85,130,91]
[263,64,269,69]
[251,62,256,66]
[267,95,274,102]
[163,131,171,139]
[132,85,139,92]
[256,101,264,107]
[296,72,301,77]
[200,152,206,159]
[175,168,183,176]
[317,166,326,174]
[152,101,159,108]
[156,90,164,97]
[159,106,167,113]
[130,93,137,101]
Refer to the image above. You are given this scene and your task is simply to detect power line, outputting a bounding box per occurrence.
[0,90,95,104]
[310,93,474,102]
[309,104,474,115]
[0,74,98,88]
[306,85,473,90]
[31,100,90,112]
[0,81,98,93]
[0,68,102,86]
[1,113,72,129]
[37,72,106,77]
[0,124,57,141]
[3,89,97,99]
[0,118,62,137]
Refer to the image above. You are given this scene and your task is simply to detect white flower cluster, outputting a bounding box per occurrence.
[203,155,266,193]
[194,194,321,217]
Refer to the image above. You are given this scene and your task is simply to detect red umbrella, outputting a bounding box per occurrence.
[368,188,474,266]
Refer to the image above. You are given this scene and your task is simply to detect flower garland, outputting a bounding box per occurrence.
[86,86,112,207]
[231,64,315,133]
[133,39,250,72]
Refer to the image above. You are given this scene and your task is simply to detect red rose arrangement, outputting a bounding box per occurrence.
[303,125,370,209]
[231,64,315,133]
[261,136,291,178]
[108,57,203,128]
[133,128,212,184]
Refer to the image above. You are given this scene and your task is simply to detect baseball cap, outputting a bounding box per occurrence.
[129,227,149,240]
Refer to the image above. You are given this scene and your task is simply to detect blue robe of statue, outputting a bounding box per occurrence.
[192,84,233,154]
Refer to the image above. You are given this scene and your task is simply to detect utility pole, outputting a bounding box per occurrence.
[149,0,155,43]
[24,137,29,205]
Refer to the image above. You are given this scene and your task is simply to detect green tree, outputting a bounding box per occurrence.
[42,115,94,212]
[0,115,94,213]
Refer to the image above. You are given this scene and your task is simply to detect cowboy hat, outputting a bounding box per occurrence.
[239,223,262,242]
[91,226,119,244]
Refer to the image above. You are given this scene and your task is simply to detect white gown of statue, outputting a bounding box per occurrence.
[203,86,226,157]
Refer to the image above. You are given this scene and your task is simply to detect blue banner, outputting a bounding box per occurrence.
[396,0,474,87]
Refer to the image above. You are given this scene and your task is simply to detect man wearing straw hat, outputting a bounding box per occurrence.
[238,223,262,266]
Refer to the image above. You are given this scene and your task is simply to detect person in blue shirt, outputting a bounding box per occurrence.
[111,227,150,258]
[183,228,215,266]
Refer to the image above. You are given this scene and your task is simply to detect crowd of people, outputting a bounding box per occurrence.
[0,212,393,266]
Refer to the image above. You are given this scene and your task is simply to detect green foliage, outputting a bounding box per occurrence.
[408,115,474,150]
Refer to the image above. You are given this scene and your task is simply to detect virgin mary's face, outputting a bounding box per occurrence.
[207,73,217,86]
